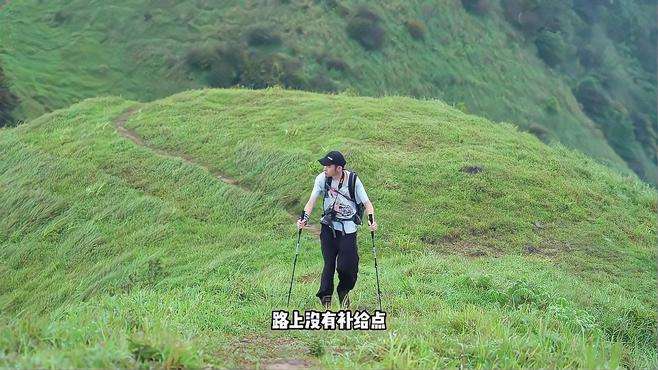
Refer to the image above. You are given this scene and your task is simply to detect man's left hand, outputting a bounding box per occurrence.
[368,220,378,232]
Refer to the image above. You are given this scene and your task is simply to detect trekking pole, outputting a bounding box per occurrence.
[369,214,382,311]
[287,211,305,306]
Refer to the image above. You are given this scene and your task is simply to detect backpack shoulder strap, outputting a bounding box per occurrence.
[322,174,332,197]
[348,171,358,203]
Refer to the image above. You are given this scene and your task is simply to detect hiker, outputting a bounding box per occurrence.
[296,150,378,310]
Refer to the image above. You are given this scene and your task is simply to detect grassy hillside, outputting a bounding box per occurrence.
[1,88,656,368]
[1,0,655,184]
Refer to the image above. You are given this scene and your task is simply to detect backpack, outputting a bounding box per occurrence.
[322,170,365,225]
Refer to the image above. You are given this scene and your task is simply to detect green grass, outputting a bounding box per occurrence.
[1,0,655,184]
[0,87,655,368]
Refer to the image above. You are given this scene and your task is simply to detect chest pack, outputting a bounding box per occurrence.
[322,170,365,225]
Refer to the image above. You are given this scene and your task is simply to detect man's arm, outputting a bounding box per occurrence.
[355,177,377,231]
[303,194,319,216]
[364,200,374,218]
[363,200,377,231]
[297,194,318,229]
[297,174,323,228]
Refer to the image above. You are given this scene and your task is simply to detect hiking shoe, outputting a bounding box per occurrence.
[321,295,332,310]
[338,291,350,309]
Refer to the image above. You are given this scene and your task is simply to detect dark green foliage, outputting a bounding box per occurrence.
[51,10,71,26]
[535,30,569,67]
[461,0,490,15]
[240,52,306,89]
[184,47,214,71]
[572,0,607,23]
[634,28,657,74]
[631,112,658,164]
[544,97,559,114]
[307,73,338,92]
[308,339,325,357]
[577,46,604,69]
[0,64,18,127]
[323,56,349,72]
[246,26,282,47]
[404,19,426,40]
[502,0,568,35]
[206,43,244,88]
[185,39,317,90]
[527,123,550,143]
[346,6,385,50]
[574,77,650,177]
[501,0,542,34]
[574,77,611,120]
[353,5,380,22]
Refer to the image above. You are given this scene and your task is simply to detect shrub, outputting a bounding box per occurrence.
[184,47,214,71]
[631,112,657,163]
[307,73,338,92]
[572,0,606,23]
[0,64,19,127]
[346,6,385,50]
[404,19,426,40]
[577,46,604,69]
[502,0,542,34]
[206,61,239,88]
[185,42,245,87]
[353,5,380,22]
[544,96,559,114]
[461,0,490,15]
[526,123,550,143]
[634,28,657,74]
[246,26,282,47]
[51,10,71,25]
[574,77,610,118]
[240,52,306,89]
[534,30,569,67]
[316,53,349,72]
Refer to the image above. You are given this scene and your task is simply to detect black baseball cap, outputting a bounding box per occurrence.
[318,150,346,167]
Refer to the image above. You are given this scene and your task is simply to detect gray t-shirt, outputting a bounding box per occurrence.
[311,171,369,234]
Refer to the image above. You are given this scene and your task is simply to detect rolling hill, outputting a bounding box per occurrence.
[0,87,655,368]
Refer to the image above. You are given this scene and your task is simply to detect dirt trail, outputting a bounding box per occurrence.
[114,106,321,237]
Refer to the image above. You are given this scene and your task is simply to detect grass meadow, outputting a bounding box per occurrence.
[0,88,655,368]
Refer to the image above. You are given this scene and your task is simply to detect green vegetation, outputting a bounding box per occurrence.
[1,0,655,183]
[346,6,386,50]
[404,19,427,41]
[1,88,655,368]
[0,63,19,127]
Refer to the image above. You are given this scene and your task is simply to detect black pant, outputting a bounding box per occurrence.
[316,224,359,299]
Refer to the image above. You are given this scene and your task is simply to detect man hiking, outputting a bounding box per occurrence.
[296,150,378,310]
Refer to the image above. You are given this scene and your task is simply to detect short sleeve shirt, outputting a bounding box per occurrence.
[311,171,369,234]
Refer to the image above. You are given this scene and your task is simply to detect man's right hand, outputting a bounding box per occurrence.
[297,218,307,229]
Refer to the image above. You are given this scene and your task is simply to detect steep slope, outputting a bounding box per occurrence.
[0,88,655,368]
[1,0,655,183]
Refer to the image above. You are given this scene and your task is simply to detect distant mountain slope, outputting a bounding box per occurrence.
[1,0,655,183]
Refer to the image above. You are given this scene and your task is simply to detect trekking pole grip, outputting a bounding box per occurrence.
[298,210,306,233]
[368,213,375,238]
